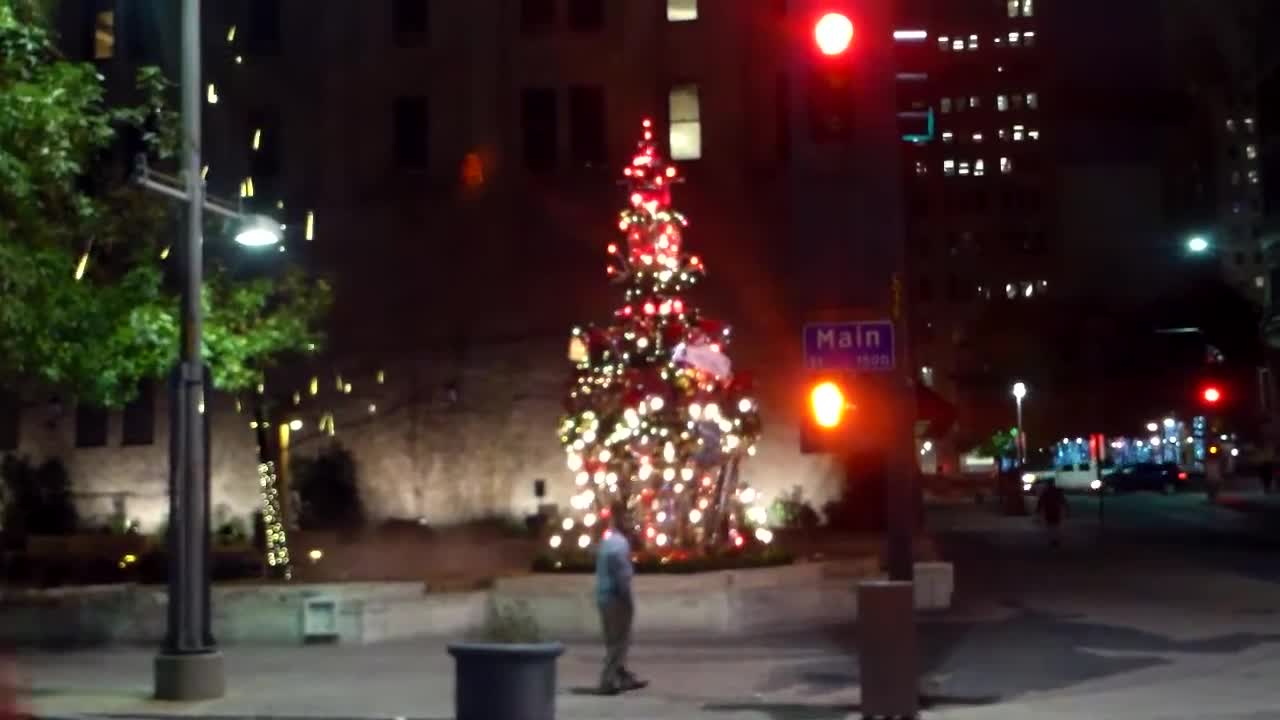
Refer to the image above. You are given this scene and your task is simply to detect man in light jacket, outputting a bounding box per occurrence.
[595,502,646,694]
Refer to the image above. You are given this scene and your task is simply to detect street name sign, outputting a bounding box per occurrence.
[803,320,895,371]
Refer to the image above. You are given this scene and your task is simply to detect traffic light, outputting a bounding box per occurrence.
[1201,385,1222,406]
[807,10,857,142]
[800,378,857,454]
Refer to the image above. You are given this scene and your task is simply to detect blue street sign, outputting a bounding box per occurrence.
[803,320,895,371]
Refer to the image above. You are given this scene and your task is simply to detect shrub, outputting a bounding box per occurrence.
[480,603,545,643]
[293,444,365,531]
[767,486,820,531]
[532,543,792,574]
[1,455,78,536]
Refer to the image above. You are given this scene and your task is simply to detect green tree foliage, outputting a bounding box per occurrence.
[0,0,329,406]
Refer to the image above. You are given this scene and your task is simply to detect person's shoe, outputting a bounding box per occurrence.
[597,683,621,696]
[620,673,648,692]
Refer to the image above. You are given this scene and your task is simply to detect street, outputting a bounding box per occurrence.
[19,492,1280,720]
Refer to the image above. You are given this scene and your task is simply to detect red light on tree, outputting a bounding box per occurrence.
[814,12,855,56]
[1202,386,1222,405]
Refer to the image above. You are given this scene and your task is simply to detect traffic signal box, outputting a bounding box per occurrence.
[807,11,858,142]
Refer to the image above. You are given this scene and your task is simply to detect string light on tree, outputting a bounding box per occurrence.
[555,119,766,557]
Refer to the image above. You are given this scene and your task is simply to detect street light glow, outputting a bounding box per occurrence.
[1012,382,1027,400]
[234,214,284,247]
[1187,236,1210,253]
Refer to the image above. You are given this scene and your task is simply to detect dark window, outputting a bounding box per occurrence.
[123,2,156,62]
[0,392,18,452]
[121,382,154,446]
[393,0,430,46]
[1255,251,1264,264]
[248,107,281,178]
[1236,251,1246,266]
[521,88,557,172]
[569,85,606,167]
[919,276,934,302]
[776,71,791,165]
[393,97,429,169]
[947,274,964,301]
[247,0,282,56]
[521,0,555,31]
[75,405,108,448]
[568,0,604,30]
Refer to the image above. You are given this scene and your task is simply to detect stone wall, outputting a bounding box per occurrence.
[8,392,260,533]
[6,336,844,532]
[282,337,844,527]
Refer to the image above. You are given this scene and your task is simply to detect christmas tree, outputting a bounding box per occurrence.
[554,119,767,558]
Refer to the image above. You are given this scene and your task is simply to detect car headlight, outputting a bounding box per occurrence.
[1090,479,1102,491]
[1023,483,1033,492]
[1021,473,1036,484]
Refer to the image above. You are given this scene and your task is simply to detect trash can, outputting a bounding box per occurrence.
[858,580,918,718]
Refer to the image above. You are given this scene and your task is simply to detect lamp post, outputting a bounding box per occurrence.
[148,0,280,700]
[1012,382,1027,464]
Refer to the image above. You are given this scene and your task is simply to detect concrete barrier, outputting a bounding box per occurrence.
[0,561,953,647]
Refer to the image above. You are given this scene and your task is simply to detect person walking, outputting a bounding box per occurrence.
[595,503,646,695]
[1035,478,1068,547]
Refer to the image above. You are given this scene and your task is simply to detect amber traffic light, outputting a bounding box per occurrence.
[810,381,848,429]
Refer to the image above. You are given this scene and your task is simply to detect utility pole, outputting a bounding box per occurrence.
[154,0,224,700]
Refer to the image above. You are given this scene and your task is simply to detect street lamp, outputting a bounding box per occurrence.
[142,0,278,701]
[1012,382,1027,464]
[1187,235,1210,254]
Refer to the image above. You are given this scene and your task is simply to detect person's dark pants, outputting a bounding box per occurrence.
[598,594,633,690]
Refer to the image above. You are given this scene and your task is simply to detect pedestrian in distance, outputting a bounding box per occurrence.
[1035,478,1068,547]
[595,502,647,695]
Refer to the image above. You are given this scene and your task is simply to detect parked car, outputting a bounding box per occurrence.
[1104,462,1199,494]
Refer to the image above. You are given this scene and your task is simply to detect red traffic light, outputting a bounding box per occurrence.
[1202,386,1222,405]
[814,13,855,56]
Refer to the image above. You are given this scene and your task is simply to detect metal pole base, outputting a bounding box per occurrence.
[858,581,918,719]
[154,651,225,701]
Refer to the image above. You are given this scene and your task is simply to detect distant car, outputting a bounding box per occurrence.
[1021,463,1103,494]
[1104,462,1198,494]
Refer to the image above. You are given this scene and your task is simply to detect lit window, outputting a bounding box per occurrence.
[972,132,984,143]
[970,95,981,108]
[938,36,949,51]
[1249,169,1261,185]
[1023,0,1034,16]
[1226,118,1237,133]
[952,38,964,51]
[1023,31,1036,46]
[1233,202,1242,214]
[207,83,219,104]
[914,161,928,176]
[1005,283,1016,299]
[920,367,935,387]
[1244,117,1256,133]
[1013,125,1025,142]
[942,131,954,143]
[1257,276,1266,289]
[998,128,1009,141]
[1022,281,1034,298]
[1246,145,1258,160]
[997,95,1009,112]
[944,159,956,176]
[667,0,697,22]
[1008,0,1019,17]
[1000,156,1013,174]
[957,97,968,110]
[940,98,952,113]
[959,161,971,176]
[1008,31,1020,46]
[974,159,986,176]
[1028,129,1040,141]
[968,34,979,50]
[668,84,702,160]
[1026,92,1039,110]
[94,10,115,59]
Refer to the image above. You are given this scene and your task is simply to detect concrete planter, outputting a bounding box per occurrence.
[447,642,564,720]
